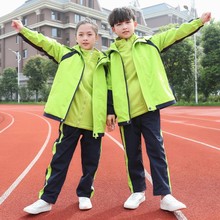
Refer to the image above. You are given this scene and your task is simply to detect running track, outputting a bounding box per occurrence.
[0,104,219,220]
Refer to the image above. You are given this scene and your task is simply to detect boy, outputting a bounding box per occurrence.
[106,7,211,211]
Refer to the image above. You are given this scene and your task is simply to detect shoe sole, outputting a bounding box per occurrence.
[79,205,92,210]
[160,205,186,212]
[23,206,52,214]
[124,196,146,209]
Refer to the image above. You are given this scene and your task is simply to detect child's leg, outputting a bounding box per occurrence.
[39,123,80,204]
[141,110,171,196]
[76,130,102,198]
[120,118,146,193]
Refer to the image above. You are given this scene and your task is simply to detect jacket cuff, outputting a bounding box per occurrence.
[107,90,115,115]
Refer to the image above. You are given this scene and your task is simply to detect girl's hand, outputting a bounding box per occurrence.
[11,20,24,32]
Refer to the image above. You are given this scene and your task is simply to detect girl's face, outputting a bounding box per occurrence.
[76,24,98,50]
[112,19,137,39]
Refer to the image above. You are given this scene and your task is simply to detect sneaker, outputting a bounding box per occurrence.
[78,197,92,210]
[124,192,146,209]
[23,199,52,214]
[160,194,186,212]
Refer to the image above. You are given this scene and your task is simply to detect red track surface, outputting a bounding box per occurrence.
[0,104,219,220]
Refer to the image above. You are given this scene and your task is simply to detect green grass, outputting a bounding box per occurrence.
[174,102,220,106]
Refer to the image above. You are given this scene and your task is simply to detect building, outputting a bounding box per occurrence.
[0,1,196,85]
[142,3,196,33]
[0,0,151,83]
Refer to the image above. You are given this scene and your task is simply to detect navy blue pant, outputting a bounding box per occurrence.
[120,110,171,196]
[39,123,102,204]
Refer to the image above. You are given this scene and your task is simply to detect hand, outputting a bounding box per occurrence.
[11,20,24,32]
[200,12,211,24]
[106,114,116,132]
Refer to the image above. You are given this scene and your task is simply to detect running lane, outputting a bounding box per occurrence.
[0,105,219,220]
[160,106,220,220]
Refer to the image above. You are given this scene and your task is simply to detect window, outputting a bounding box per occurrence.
[101,23,107,30]
[88,0,94,8]
[91,19,97,24]
[51,11,61,21]
[16,35,19,44]
[65,16,69,23]
[52,28,61,38]
[102,37,108,47]
[65,33,70,45]
[79,0,84,5]
[22,17,28,26]
[136,12,141,24]
[135,31,143,37]
[75,14,85,23]
[23,49,27,59]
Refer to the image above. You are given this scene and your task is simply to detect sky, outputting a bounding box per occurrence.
[0,0,219,21]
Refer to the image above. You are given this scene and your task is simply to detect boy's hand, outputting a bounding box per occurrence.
[11,20,24,32]
[106,114,116,132]
[200,12,211,24]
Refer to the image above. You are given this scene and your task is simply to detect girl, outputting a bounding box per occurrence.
[11,17,109,214]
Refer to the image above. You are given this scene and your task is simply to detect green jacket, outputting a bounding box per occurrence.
[107,18,204,125]
[19,27,109,137]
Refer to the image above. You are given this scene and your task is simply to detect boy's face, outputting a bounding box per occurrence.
[112,19,137,39]
[76,24,98,50]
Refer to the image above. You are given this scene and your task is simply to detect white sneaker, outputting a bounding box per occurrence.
[124,192,146,209]
[23,199,52,214]
[78,197,92,210]
[160,194,186,212]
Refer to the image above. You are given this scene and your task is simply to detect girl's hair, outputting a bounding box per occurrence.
[75,17,98,35]
[108,7,136,27]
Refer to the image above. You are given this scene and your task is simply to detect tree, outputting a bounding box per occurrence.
[0,68,17,101]
[43,58,58,78]
[36,59,57,102]
[162,38,194,101]
[19,86,33,102]
[160,24,194,101]
[200,21,220,100]
[23,55,48,102]
[39,84,52,102]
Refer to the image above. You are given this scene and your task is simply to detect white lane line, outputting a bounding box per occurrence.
[163,131,220,151]
[105,132,187,220]
[0,112,14,134]
[162,113,220,122]
[144,170,153,184]
[162,119,220,131]
[105,132,124,150]
[0,113,52,205]
[183,123,220,131]
[174,210,188,220]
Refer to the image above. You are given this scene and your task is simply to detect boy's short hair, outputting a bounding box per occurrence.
[108,7,136,27]
[75,17,98,35]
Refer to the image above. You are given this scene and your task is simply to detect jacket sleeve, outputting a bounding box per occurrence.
[151,18,204,52]
[19,27,66,63]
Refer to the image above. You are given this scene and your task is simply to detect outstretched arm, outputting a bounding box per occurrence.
[11,20,24,32]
